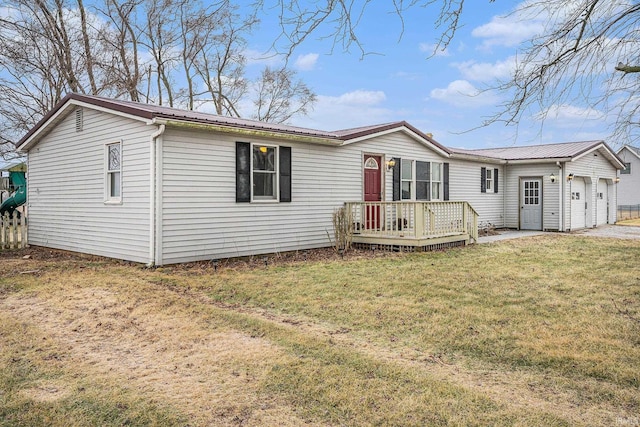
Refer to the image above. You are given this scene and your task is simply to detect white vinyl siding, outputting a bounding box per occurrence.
[565,149,618,228]
[26,108,152,263]
[448,160,504,227]
[505,164,560,230]
[160,128,491,264]
[160,128,363,264]
[617,147,640,206]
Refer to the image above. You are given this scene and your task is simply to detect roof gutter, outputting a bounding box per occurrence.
[159,119,342,146]
[148,123,165,267]
[449,153,506,164]
[505,157,573,165]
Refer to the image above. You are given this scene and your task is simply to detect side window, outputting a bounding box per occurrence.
[105,142,121,202]
[621,162,631,174]
[394,159,448,201]
[236,142,291,203]
[253,145,277,200]
[401,159,413,200]
[431,162,442,200]
[481,167,499,193]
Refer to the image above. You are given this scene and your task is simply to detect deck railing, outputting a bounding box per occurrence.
[345,201,478,243]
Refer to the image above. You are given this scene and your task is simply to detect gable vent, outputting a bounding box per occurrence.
[75,108,83,132]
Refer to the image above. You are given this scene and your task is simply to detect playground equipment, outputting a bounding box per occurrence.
[0,169,26,217]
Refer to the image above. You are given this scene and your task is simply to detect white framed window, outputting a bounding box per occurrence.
[485,168,493,191]
[105,141,122,203]
[431,162,442,200]
[401,159,413,200]
[252,144,278,201]
[399,160,443,201]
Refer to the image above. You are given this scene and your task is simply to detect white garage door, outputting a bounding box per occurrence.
[597,179,608,225]
[571,177,586,229]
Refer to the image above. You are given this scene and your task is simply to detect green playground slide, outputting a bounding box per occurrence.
[0,171,26,216]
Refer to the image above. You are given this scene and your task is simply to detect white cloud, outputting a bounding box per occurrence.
[332,90,386,106]
[295,53,319,71]
[472,14,543,49]
[289,90,392,130]
[430,80,499,108]
[535,104,605,127]
[453,56,517,82]
[419,42,450,57]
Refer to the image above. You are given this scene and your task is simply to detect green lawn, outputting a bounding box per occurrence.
[1,235,638,426]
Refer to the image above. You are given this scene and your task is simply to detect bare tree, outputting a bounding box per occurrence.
[193,6,256,116]
[98,0,144,101]
[259,0,640,144]
[487,1,640,144]
[255,0,481,58]
[253,67,317,123]
[0,0,318,160]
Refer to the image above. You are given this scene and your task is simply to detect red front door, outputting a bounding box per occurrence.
[364,155,382,230]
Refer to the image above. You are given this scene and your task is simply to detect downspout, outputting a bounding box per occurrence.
[557,161,563,231]
[148,124,165,267]
[503,162,507,228]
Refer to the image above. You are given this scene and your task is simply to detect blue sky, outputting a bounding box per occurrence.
[239,1,612,150]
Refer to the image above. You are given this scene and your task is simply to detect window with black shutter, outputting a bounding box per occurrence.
[236,142,291,202]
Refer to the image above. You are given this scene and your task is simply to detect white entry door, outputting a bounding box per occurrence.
[571,177,586,229]
[597,178,608,225]
[520,178,542,230]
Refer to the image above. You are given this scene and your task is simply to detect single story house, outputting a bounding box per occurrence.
[17,94,624,265]
[616,145,640,206]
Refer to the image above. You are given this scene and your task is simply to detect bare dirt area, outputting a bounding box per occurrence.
[1,262,318,426]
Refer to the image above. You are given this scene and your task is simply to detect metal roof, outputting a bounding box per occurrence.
[15,94,623,168]
[450,140,610,160]
[17,93,451,154]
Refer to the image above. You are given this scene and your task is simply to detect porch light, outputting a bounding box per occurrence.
[615,177,620,183]
[567,173,574,181]
[259,146,268,153]
[549,173,556,183]
[386,159,396,170]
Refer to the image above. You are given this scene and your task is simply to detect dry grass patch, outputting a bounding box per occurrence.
[617,218,640,226]
[0,265,320,426]
[1,235,639,426]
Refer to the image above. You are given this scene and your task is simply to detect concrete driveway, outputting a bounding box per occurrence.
[570,224,640,240]
[477,224,640,244]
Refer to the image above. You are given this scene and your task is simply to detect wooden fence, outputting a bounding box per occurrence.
[1,211,27,250]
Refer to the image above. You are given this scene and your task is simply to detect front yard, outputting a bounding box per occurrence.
[1,235,638,426]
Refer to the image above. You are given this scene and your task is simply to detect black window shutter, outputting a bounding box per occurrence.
[493,168,498,193]
[280,146,292,202]
[443,162,450,201]
[236,142,251,202]
[481,167,487,193]
[392,157,401,201]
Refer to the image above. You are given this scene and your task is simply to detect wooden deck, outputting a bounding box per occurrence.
[345,201,478,251]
